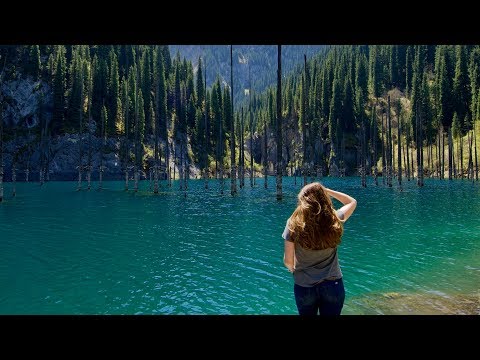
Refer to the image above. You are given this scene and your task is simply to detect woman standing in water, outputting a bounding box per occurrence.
[283,182,357,315]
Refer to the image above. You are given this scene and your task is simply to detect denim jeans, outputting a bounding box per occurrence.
[294,278,345,315]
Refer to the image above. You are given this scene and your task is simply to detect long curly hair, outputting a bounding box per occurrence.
[287,182,343,250]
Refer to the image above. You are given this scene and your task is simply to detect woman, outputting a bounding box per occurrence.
[282,182,357,315]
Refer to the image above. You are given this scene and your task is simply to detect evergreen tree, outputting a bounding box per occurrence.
[453,45,471,133]
[108,50,120,136]
[196,57,205,109]
[52,46,66,135]
[29,45,41,80]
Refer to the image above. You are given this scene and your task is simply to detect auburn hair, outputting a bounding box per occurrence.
[287,182,343,250]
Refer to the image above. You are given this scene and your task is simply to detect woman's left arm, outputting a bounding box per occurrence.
[283,240,295,272]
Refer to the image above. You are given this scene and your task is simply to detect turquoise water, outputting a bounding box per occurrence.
[0,177,479,314]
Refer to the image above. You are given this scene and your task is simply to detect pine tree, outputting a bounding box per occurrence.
[276,45,282,200]
[29,45,41,80]
[108,50,120,136]
[52,46,66,135]
[196,57,205,109]
[453,45,471,133]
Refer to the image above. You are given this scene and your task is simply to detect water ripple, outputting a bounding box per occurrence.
[0,178,479,314]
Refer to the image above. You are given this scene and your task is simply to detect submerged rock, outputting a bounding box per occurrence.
[349,291,480,315]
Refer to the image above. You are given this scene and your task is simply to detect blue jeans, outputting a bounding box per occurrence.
[294,278,345,315]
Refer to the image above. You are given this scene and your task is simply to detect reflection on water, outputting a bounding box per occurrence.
[0,177,479,314]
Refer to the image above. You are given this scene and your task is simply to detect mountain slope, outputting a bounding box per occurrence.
[169,45,325,108]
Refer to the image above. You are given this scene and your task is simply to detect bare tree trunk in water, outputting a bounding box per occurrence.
[154,68,159,194]
[361,119,366,187]
[219,114,224,195]
[204,61,209,189]
[373,105,378,185]
[410,145,414,180]
[173,148,176,184]
[397,101,402,188]
[124,78,129,191]
[0,116,2,202]
[178,137,184,190]
[381,113,385,185]
[428,142,432,178]
[406,127,410,181]
[474,119,478,181]
[264,114,268,189]
[276,45,282,200]
[183,134,187,197]
[240,106,245,188]
[448,126,453,180]
[238,110,243,189]
[230,45,237,196]
[302,54,308,187]
[134,66,139,193]
[249,65,254,187]
[468,130,473,181]
[0,57,6,202]
[387,96,392,187]
[99,103,105,191]
[460,132,464,179]
[442,126,446,179]
[436,126,440,178]
[0,111,2,201]
[10,158,15,197]
[77,85,83,191]
[166,128,171,188]
[419,108,424,186]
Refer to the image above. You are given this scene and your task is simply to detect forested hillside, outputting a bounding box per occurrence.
[169,45,324,107]
[0,45,478,188]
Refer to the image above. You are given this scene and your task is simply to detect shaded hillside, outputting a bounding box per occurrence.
[169,45,325,108]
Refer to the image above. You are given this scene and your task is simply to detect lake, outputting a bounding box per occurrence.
[0,176,479,314]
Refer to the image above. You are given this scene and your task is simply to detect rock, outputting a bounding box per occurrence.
[1,77,52,129]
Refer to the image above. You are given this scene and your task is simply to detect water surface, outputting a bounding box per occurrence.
[0,177,479,314]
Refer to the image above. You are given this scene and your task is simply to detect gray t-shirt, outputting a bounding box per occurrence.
[282,210,343,287]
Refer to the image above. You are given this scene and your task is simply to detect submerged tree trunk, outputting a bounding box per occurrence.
[0,58,5,202]
[302,54,308,187]
[239,110,244,189]
[204,61,209,189]
[448,126,453,180]
[474,119,478,181]
[460,132,464,179]
[154,72,159,194]
[276,45,282,200]
[77,79,83,191]
[249,65,254,188]
[230,45,237,196]
[219,114,224,195]
[416,104,424,187]
[361,119,366,187]
[381,113,385,185]
[468,131,473,181]
[397,101,402,188]
[166,128,171,188]
[0,108,3,202]
[0,116,2,202]
[387,95,393,187]
[373,105,378,185]
[124,78,130,191]
[264,114,268,189]
[99,105,106,190]
[406,128,411,181]
[134,67,139,193]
